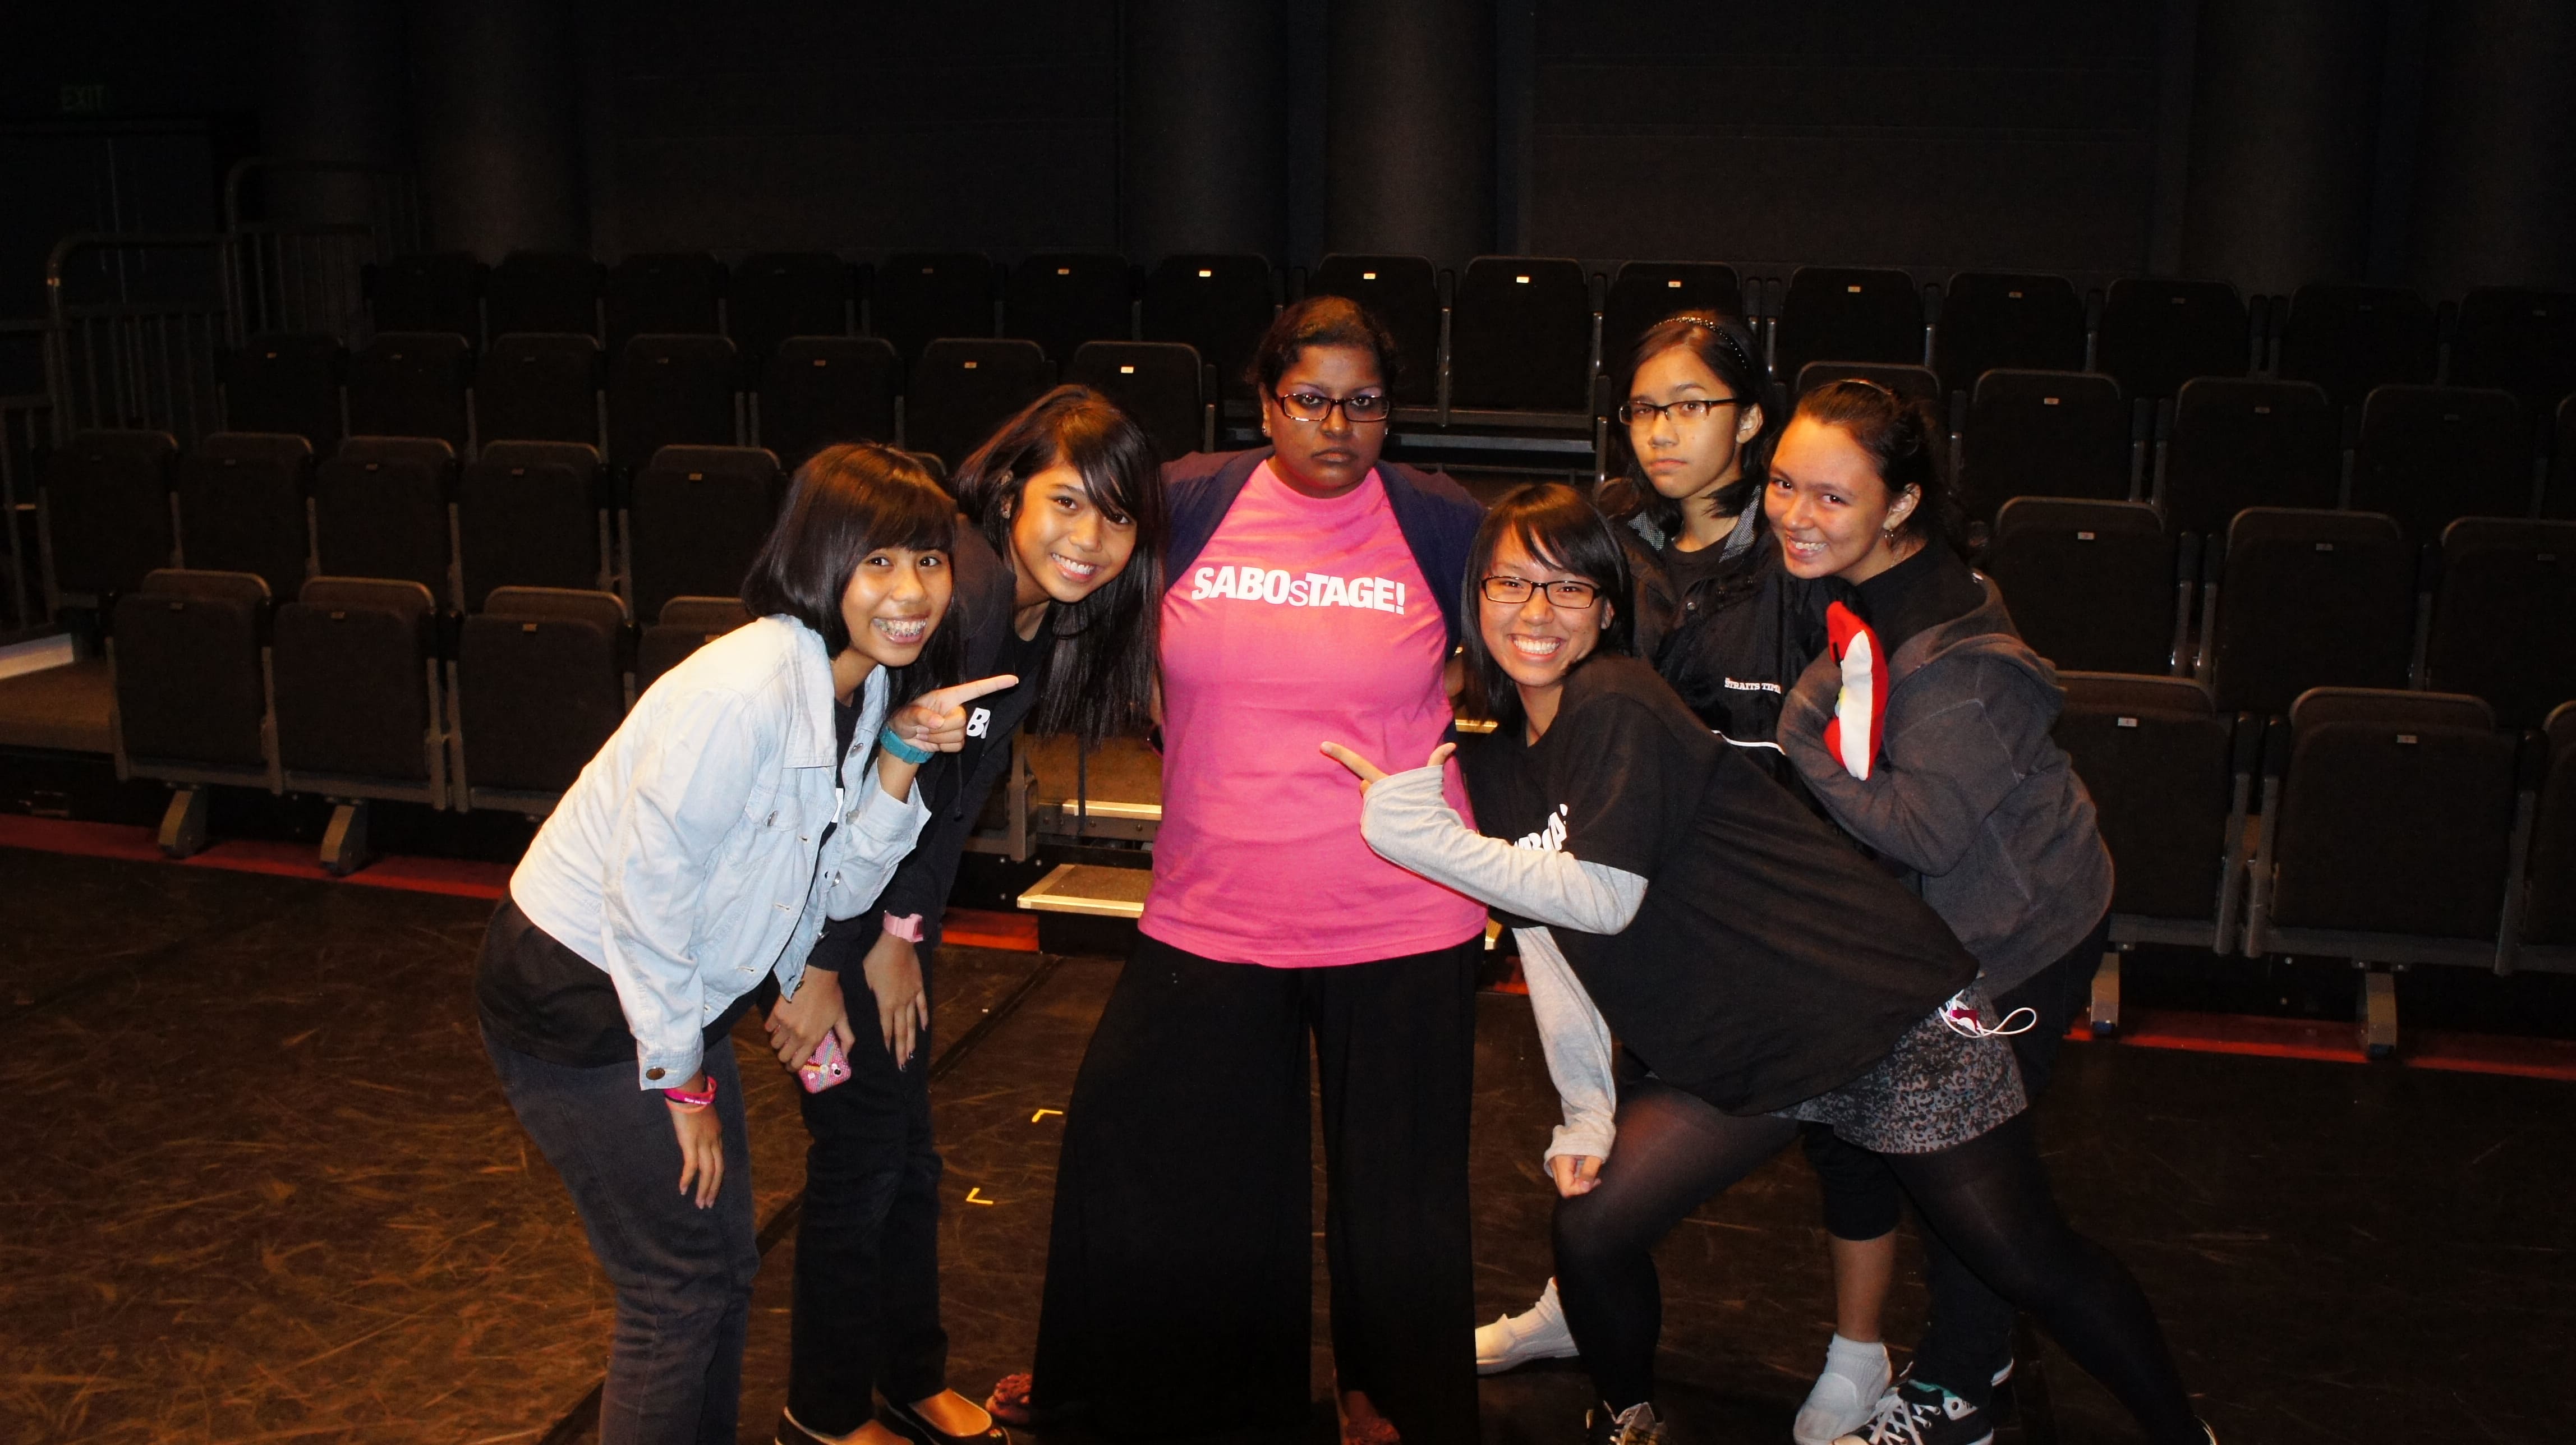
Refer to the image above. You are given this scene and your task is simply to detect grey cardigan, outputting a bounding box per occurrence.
[1778,574,2113,996]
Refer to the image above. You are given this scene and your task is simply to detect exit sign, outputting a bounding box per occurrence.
[60,84,108,114]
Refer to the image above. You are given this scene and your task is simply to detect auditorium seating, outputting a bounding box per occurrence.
[1005,254,1133,369]
[2244,688,2527,1053]
[347,332,472,452]
[40,429,176,602]
[1602,262,1745,374]
[1931,271,2087,397]
[2158,378,2342,537]
[756,336,900,471]
[1140,254,1274,403]
[366,251,486,343]
[175,431,314,600]
[608,333,741,469]
[478,333,603,448]
[730,252,854,371]
[109,569,280,856]
[311,436,457,602]
[2557,395,2576,519]
[1067,341,1208,461]
[2421,518,2576,729]
[605,252,724,351]
[2197,508,2414,716]
[222,333,345,450]
[2279,282,2436,413]
[1307,255,1442,407]
[457,440,607,608]
[638,595,753,694]
[1773,266,1924,385]
[626,444,781,620]
[2348,384,2531,537]
[1957,369,2132,524]
[905,339,1054,471]
[457,586,631,813]
[874,252,998,363]
[1793,361,1942,409]
[270,576,449,872]
[2448,287,2576,418]
[2094,278,2250,401]
[1985,499,2186,677]
[487,250,603,338]
[2524,703,2576,959]
[1447,257,1596,419]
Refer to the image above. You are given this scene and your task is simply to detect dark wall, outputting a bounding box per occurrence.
[594,0,1120,256]
[1528,1,2166,273]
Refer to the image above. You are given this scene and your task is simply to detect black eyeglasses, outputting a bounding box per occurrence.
[1618,396,1743,426]
[1273,390,1393,424]
[1480,575,1602,608]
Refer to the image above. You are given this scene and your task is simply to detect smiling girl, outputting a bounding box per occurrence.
[479,443,1013,1445]
[1328,484,2215,1445]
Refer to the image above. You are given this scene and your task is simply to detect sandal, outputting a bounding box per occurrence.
[984,1373,1082,1430]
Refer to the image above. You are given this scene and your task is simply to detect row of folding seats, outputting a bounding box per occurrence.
[40,429,803,620]
[214,329,1212,473]
[2059,678,2576,1053]
[110,568,756,864]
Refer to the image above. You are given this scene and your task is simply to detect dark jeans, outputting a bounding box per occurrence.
[1031,933,1482,1445]
[485,1023,759,1445]
[1805,914,2113,1405]
[786,955,947,1435]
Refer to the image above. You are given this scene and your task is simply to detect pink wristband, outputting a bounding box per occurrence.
[883,911,926,943]
[661,1075,719,1110]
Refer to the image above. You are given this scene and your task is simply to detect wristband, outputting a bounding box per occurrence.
[883,910,926,943]
[877,726,933,766]
[662,1075,719,1110]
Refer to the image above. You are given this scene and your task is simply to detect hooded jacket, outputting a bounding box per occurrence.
[1778,569,2113,995]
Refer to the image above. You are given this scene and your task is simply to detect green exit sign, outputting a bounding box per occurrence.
[60,84,108,114]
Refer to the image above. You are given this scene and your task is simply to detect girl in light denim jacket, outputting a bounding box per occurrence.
[479,444,1017,1445]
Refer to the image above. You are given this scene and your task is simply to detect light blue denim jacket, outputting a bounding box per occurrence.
[510,614,930,1088]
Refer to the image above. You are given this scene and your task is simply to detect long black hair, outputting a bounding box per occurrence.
[1790,378,1964,555]
[1457,483,1637,737]
[950,385,1166,745]
[1598,309,1779,544]
[742,440,963,707]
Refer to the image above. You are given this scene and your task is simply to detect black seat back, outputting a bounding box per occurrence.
[1932,271,2086,396]
[607,252,724,351]
[874,252,996,364]
[609,334,740,468]
[458,440,604,611]
[2161,378,2340,536]
[2054,673,2241,922]
[1068,342,1204,462]
[1448,257,1592,413]
[759,337,899,471]
[113,568,270,771]
[2423,518,2576,729]
[2095,278,2248,401]
[2350,384,2529,540]
[1006,254,1133,368]
[461,586,631,798]
[2279,282,2435,413]
[43,429,176,599]
[479,333,603,447]
[1986,499,2175,675]
[1140,254,1274,402]
[1959,369,2130,524]
[489,250,602,338]
[1775,266,1924,383]
[2450,287,2576,418]
[273,577,438,785]
[369,252,486,341]
[628,445,783,620]
[222,332,346,451]
[731,252,852,371]
[314,436,458,600]
[2528,703,2576,946]
[2206,508,2414,715]
[1793,361,1943,411]
[1309,255,1442,406]
[1603,263,1744,376]
[347,332,472,451]
[176,432,314,599]
[905,339,1055,472]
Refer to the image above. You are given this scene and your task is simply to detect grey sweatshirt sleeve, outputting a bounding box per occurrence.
[1516,926,1617,1165]
[1356,763,1647,933]
[1779,651,2031,877]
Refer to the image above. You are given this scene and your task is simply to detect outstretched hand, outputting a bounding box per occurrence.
[1317,740,1457,795]
[889,674,1020,754]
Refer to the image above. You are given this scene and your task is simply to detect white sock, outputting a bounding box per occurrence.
[1825,1333,1888,1372]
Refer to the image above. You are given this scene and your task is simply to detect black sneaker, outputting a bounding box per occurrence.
[1832,1380,1990,1445]
[1585,1400,1671,1445]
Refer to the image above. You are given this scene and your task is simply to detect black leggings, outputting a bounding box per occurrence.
[1552,1087,2201,1444]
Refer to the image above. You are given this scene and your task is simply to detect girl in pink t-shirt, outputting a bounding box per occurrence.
[990,298,1488,1445]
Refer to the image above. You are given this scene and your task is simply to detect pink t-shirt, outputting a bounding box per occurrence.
[1141,463,1486,967]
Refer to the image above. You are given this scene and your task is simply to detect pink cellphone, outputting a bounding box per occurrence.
[799,1033,853,1093]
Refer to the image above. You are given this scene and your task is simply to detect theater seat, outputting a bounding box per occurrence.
[2095,278,2250,402]
[1005,254,1134,370]
[2422,518,2576,730]
[1774,266,1924,385]
[270,577,450,873]
[627,445,781,622]
[312,436,458,604]
[109,568,280,855]
[458,586,632,814]
[756,337,898,472]
[221,332,345,452]
[1309,255,1443,408]
[2523,702,2576,956]
[609,334,740,470]
[1140,254,1274,404]
[1068,341,1208,462]
[176,432,314,601]
[478,333,603,448]
[457,440,606,610]
[1985,498,2187,677]
[1794,361,1942,411]
[905,339,1054,473]
[2159,378,2340,537]
[346,333,472,452]
[1958,369,2133,526]
[1603,262,1744,379]
[1447,256,1595,418]
[2350,384,2532,539]
[1931,271,2086,398]
[367,252,486,343]
[2198,508,2415,717]
[638,596,754,696]
[41,429,177,603]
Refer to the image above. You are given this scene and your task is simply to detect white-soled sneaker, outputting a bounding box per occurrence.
[1795,1336,1893,1445]
[1474,1277,1578,1374]
[1833,1380,1991,1445]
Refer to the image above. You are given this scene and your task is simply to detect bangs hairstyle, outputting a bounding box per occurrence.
[1459,483,1638,736]
[1790,379,1963,554]
[1248,293,1402,396]
[951,385,1168,745]
[1599,310,1779,542]
[741,440,963,702]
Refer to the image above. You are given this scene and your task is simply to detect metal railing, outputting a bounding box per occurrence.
[224,158,422,342]
[0,329,50,630]
[44,232,237,449]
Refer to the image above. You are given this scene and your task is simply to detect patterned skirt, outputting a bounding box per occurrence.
[1776,1000,2027,1154]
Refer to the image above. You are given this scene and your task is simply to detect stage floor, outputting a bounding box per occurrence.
[4,846,2571,1444]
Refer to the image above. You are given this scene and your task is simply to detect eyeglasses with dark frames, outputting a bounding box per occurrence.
[1480,575,1603,609]
[1618,395,1744,426]
[1272,390,1393,425]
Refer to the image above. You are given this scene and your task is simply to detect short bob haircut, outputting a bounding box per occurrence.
[1600,309,1780,543]
[1457,482,1639,736]
[1789,378,1964,554]
[740,440,962,700]
[1246,293,1403,398]
[950,385,1168,745]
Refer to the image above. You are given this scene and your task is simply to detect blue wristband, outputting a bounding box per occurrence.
[878,725,933,765]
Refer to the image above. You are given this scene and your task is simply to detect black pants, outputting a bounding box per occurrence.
[1806,916,2109,1405]
[1553,1088,2199,1444]
[785,955,947,1435]
[1031,933,1482,1445]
